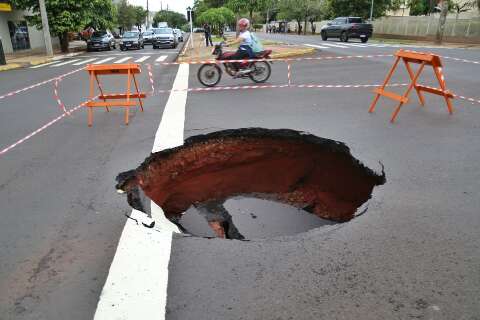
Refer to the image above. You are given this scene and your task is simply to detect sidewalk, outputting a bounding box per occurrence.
[1,40,87,72]
[178,33,315,62]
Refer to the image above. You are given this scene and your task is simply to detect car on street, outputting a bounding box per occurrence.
[142,30,155,44]
[320,17,373,43]
[87,30,116,51]
[120,31,145,51]
[152,27,177,49]
[174,29,184,42]
[119,31,144,50]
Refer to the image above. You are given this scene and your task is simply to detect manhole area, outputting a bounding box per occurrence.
[178,197,336,240]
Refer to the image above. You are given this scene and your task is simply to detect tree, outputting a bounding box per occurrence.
[450,0,476,19]
[153,10,188,28]
[278,0,325,34]
[196,7,236,35]
[227,0,266,21]
[117,0,136,31]
[12,0,116,52]
[133,6,148,30]
[324,0,397,19]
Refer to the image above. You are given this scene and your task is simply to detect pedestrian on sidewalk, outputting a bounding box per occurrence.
[204,23,213,47]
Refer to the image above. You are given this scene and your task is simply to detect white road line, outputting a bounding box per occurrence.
[72,58,98,65]
[317,42,349,48]
[114,56,132,63]
[304,43,330,49]
[342,43,367,47]
[93,57,115,64]
[94,63,189,320]
[30,61,58,69]
[51,59,81,67]
[368,44,389,48]
[155,55,168,62]
[134,56,151,62]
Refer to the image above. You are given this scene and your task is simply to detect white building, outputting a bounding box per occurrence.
[0,1,59,55]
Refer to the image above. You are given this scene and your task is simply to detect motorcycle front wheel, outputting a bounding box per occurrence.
[197,64,222,87]
[249,61,271,83]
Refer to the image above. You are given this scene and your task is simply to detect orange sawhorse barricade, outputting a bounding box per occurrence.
[369,49,454,123]
[85,63,146,126]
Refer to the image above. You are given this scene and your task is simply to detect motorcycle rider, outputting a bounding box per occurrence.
[225,18,256,76]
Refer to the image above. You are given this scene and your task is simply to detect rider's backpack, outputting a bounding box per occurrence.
[250,33,264,53]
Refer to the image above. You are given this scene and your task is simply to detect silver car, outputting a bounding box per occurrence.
[152,28,177,49]
[174,29,184,42]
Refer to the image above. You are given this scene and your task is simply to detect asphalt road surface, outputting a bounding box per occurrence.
[1,34,480,320]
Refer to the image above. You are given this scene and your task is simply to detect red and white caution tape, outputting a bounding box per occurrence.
[0,97,97,157]
[287,62,292,86]
[0,67,85,102]
[441,56,480,65]
[147,63,155,95]
[155,54,395,66]
[149,82,409,95]
[53,78,69,115]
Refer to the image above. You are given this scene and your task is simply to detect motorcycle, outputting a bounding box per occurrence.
[197,42,272,87]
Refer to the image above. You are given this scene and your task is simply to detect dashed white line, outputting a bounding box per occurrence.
[51,59,81,67]
[72,58,98,65]
[93,57,115,64]
[304,43,329,49]
[134,56,151,62]
[30,61,58,69]
[94,63,190,320]
[317,42,349,48]
[114,56,132,63]
[155,55,168,62]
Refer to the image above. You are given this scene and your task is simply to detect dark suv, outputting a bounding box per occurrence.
[320,17,373,43]
[120,31,144,50]
[87,31,116,51]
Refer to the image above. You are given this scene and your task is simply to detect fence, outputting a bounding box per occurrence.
[264,16,480,43]
[373,16,480,42]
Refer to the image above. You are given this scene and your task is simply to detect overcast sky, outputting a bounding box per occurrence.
[129,0,194,16]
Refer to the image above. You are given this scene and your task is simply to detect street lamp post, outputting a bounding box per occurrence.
[187,6,194,49]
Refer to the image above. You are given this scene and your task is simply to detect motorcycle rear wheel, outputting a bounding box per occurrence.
[198,64,222,87]
[249,61,271,83]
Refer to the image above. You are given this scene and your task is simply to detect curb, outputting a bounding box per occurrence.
[177,44,315,63]
[1,50,85,72]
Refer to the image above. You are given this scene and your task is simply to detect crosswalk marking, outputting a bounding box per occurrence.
[134,56,151,62]
[94,57,115,64]
[304,44,329,49]
[318,42,349,48]
[72,58,98,65]
[155,55,168,62]
[114,57,132,63]
[51,59,81,67]
[30,61,58,69]
[342,43,367,47]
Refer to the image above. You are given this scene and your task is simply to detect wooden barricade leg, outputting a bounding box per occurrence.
[402,59,425,106]
[132,74,144,111]
[88,71,94,127]
[369,56,401,113]
[125,69,131,125]
[433,66,454,114]
[94,74,109,112]
[390,61,426,123]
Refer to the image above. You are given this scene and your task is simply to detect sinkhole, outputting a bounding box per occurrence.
[116,128,386,240]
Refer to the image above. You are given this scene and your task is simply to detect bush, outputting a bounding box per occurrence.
[252,24,263,31]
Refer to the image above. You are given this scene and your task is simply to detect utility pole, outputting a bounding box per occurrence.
[146,0,149,29]
[369,0,374,21]
[38,0,53,56]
